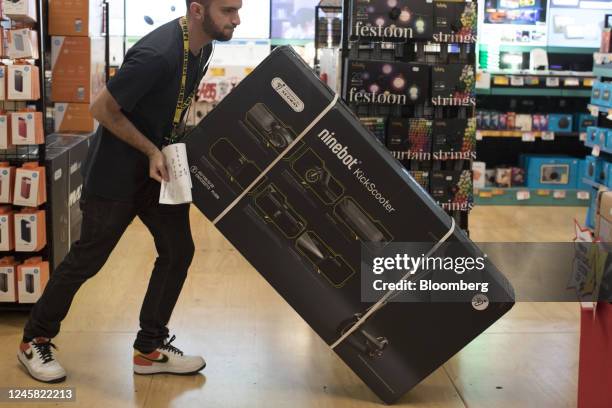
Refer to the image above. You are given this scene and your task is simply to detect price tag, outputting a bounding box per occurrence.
[541,132,555,141]
[511,76,525,86]
[476,130,483,141]
[564,77,580,87]
[577,191,590,200]
[522,132,536,142]
[546,77,560,87]
[516,190,531,201]
[479,191,493,198]
[588,105,599,116]
[592,145,601,157]
[580,132,587,141]
[553,190,567,199]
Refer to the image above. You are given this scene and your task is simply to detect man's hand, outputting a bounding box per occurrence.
[148,149,169,183]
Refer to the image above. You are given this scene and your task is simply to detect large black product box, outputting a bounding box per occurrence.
[344,59,430,106]
[431,64,475,107]
[184,47,513,404]
[432,117,476,154]
[349,0,433,42]
[46,133,95,252]
[46,146,70,272]
[432,1,477,43]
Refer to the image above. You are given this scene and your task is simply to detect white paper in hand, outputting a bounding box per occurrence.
[159,143,193,205]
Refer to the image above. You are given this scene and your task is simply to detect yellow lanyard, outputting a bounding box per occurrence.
[168,16,199,144]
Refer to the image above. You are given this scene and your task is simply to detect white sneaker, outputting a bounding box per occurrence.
[133,335,206,375]
[17,338,67,383]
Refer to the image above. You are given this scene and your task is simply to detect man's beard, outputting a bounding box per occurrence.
[203,9,234,41]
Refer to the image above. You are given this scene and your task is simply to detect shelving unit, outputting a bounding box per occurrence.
[340,0,477,231]
[475,187,589,206]
[0,0,50,311]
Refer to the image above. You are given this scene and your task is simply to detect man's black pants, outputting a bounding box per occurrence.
[23,183,195,353]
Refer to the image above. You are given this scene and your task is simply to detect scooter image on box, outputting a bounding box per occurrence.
[291,149,344,205]
[295,230,355,288]
[0,273,7,293]
[338,313,389,359]
[209,138,262,191]
[254,184,306,239]
[244,103,296,150]
[334,197,393,251]
[25,274,34,294]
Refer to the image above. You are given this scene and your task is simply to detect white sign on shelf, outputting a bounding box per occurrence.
[588,105,599,116]
[553,190,566,199]
[511,76,525,86]
[516,190,531,201]
[546,77,560,87]
[580,132,587,141]
[476,130,483,141]
[592,145,601,157]
[541,132,555,141]
[577,191,590,200]
[522,132,536,142]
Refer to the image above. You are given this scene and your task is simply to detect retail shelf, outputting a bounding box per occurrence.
[474,187,590,206]
[476,88,592,97]
[479,44,597,54]
[0,303,33,312]
[476,130,578,139]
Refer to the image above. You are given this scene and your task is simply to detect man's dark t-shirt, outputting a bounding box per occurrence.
[83,17,212,202]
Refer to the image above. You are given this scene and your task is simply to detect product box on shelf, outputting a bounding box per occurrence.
[344,60,430,106]
[49,0,104,37]
[0,206,14,252]
[576,159,589,191]
[408,170,429,191]
[577,114,597,133]
[9,111,44,145]
[586,126,607,148]
[359,117,386,145]
[472,161,486,189]
[7,64,40,101]
[16,257,49,304]
[183,46,513,404]
[386,118,432,155]
[430,170,473,210]
[14,209,46,252]
[432,118,476,154]
[3,0,37,23]
[0,257,18,303]
[13,162,46,207]
[515,114,533,132]
[585,155,602,183]
[495,168,512,188]
[432,1,477,43]
[7,29,39,60]
[349,0,434,42]
[431,64,475,106]
[0,163,15,203]
[523,155,579,190]
[592,81,612,108]
[548,114,573,133]
[51,36,105,103]
[485,169,496,187]
[511,167,525,187]
[0,66,6,100]
[54,103,97,133]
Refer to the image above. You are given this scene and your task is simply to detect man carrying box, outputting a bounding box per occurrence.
[17,0,242,383]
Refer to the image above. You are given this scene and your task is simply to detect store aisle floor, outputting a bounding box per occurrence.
[0,206,585,408]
